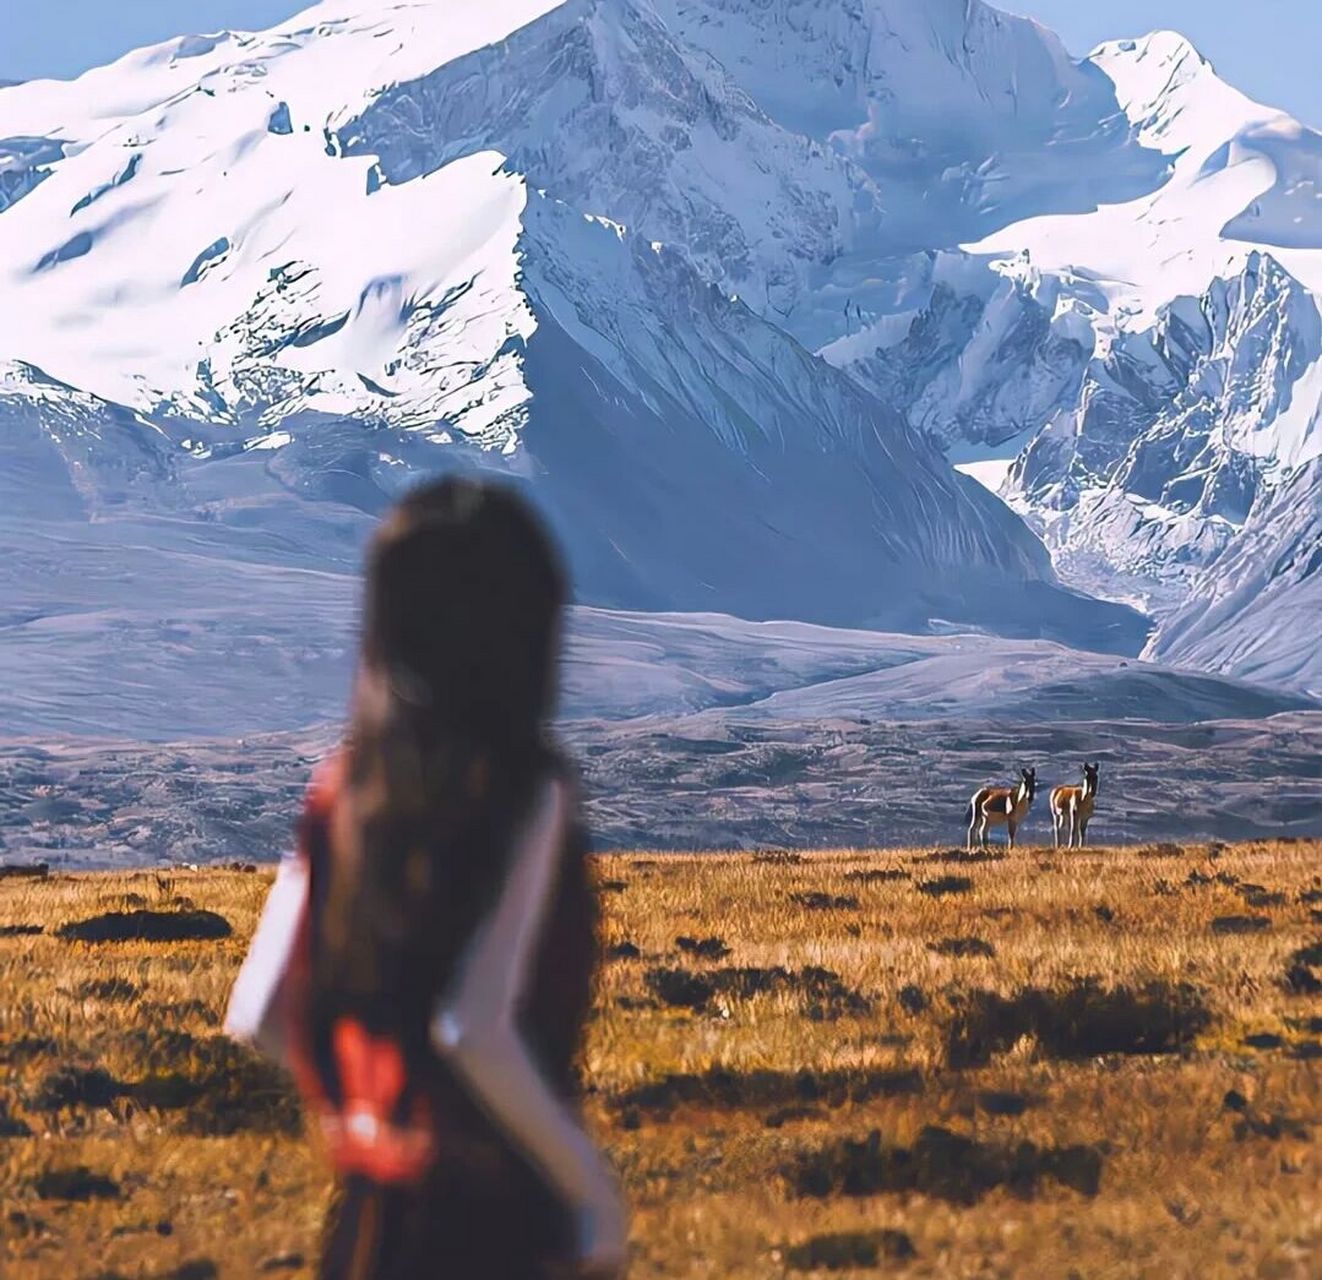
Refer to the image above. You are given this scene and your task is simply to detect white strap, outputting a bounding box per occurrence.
[223,852,309,1064]
[431,778,626,1273]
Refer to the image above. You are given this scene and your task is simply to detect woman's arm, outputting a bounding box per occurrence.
[430,778,627,1274]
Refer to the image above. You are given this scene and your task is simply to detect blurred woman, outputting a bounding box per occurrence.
[227,477,626,1279]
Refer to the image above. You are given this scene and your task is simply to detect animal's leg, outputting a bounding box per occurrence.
[967,813,978,852]
[1053,811,1061,850]
[1080,819,1089,848]
[1007,818,1016,850]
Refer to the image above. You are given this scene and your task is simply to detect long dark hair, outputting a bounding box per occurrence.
[312,476,568,1051]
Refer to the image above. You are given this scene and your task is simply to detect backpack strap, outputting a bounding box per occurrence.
[431,776,628,1270]
[223,753,344,1061]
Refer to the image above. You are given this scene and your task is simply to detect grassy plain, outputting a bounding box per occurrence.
[2,840,1320,1278]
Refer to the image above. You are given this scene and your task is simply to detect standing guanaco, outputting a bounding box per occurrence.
[1051,761,1100,849]
[966,767,1037,850]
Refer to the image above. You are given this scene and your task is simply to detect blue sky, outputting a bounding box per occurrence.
[3,1,1319,127]
[1002,0,1320,126]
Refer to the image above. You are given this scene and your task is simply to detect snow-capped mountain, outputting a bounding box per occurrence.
[0,0,1318,688]
[794,24,1322,684]
[0,0,1146,647]
[1148,458,1322,691]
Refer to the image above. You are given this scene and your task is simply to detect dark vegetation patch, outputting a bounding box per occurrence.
[1222,1090,1312,1142]
[614,1107,642,1131]
[33,1166,121,1201]
[166,1263,219,1280]
[752,850,803,865]
[614,995,657,1012]
[1292,1041,1322,1060]
[915,849,1005,865]
[790,892,859,911]
[897,985,928,1015]
[1300,888,1322,906]
[1186,869,1239,889]
[1210,914,1270,935]
[977,1090,1035,1117]
[643,968,712,1010]
[141,999,219,1026]
[598,879,628,894]
[606,940,641,961]
[74,978,139,1001]
[785,1228,916,1270]
[612,1065,922,1120]
[644,965,871,1020]
[929,936,996,959]
[1284,940,1322,994]
[675,935,731,960]
[33,1065,124,1110]
[37,1028,298,1134]
[1093,904,1116,924]
[1243,1033,1284,1050]
[946,980,1212,1068]
[764,1105,828,1129]
[0,862,49,879]
[0,923,43,936]
[0,1097,32,1137]
[842,869,909,883]
[1138,843,1185,858]
[57,909,232,943]
[787,1126,1103,1205]
[1235,883,1286,908]
[0,1035,60,1065]
[119,1027,203,1071]
[127,1036,300,1136]
[916,876,974,897]
[6,1210,47,1238]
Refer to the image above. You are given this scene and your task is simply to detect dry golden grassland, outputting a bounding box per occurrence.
[2,840,1320,1279]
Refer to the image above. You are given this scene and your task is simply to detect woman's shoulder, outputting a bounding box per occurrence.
[297,748,348,865]
[308,749,348,812]
[542,744,587,835]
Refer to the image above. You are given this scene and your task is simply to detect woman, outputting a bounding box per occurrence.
[226,477,627,1279]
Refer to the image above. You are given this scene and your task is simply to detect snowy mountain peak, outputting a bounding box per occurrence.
[1091,29,1263,157]
[1,0,1319,688]
[1098,29,1212,78]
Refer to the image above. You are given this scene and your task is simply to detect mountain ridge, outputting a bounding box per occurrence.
[1,0,1318,697]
